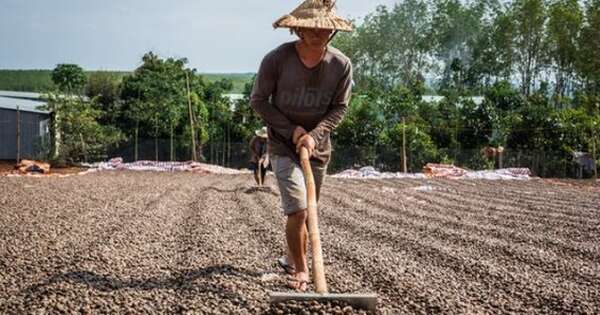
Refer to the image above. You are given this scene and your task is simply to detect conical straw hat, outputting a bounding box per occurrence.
[255,126,268,138]
[273,0,353,32]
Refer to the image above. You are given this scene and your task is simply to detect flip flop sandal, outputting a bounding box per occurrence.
[277,257,296,275]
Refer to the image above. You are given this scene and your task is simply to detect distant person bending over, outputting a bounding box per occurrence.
[250,0,353,291]
[249,127,270,186]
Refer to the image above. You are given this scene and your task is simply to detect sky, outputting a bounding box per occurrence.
[0,0,398,73]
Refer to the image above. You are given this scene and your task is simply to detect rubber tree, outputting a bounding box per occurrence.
[546,0,583,101]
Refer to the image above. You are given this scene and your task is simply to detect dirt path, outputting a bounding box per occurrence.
[0,172,598,314]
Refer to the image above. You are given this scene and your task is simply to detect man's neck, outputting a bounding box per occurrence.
[295,41,327,65]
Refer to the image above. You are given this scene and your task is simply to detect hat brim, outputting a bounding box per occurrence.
[255,131,268,138]
[273,15,353,32]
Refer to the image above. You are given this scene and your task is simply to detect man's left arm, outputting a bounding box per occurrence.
[308,62,353,146]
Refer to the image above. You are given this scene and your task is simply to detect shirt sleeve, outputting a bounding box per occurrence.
[309,61,353,146]
[250,52,297,141]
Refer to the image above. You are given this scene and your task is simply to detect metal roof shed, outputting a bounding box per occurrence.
[0,91,51,160]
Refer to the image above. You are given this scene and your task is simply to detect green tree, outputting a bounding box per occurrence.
[458,99,499,149]
[507,94,561,151]
[431,0,489,93]
[181,88,209,160]
[381,84,422,128]
[86,71,122,125]
[120,52,191,161]
[419,96,461,157]
[546,0,583,100]
[512,0,548,96]
[335,96,385,148]
[232,77,263,142]
[556,108,597,153]
[205,95,233,165]
[381,120,440,171]
[51,64,86,94]
[484,80,525,112]
[335,0,433,91]
[577,0,600,93]
[201,78,236,164]
[489,10,516,81]
[43,93,123,164]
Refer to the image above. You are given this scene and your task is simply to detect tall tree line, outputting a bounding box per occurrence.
[39,0,600,177]
[330,0,599,176]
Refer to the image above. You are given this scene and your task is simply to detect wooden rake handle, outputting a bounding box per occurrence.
[299,147,328,294]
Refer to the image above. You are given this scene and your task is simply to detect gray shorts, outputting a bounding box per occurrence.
[271,155,327,216]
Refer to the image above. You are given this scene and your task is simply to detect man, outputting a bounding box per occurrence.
[250,0,353,291]
[249,127,269,186]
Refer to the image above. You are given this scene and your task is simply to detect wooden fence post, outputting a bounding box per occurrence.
[402,117,407,173]
[593,131,597,179]
[454,122,458,164]
[134,122,139,161]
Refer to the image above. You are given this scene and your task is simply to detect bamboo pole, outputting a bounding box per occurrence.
[186,72,197,162]
[299,147,327,294]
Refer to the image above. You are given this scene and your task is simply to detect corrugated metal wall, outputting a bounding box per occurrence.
[0,108,50,160]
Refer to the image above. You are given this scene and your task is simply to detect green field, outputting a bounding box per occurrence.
[201,73,254,93]
[0,70,254,94]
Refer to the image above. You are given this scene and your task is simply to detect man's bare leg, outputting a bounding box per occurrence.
[286,210,309,291]
[285,221,308,271]
[260,165,267,186]
[253,169,261,186]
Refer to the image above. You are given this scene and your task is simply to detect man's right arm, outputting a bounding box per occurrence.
[250,53,298,142]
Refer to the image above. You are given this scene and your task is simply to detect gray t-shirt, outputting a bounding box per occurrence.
[250,41,353,165]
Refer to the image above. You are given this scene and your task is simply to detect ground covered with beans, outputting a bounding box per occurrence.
[1,172,598,314]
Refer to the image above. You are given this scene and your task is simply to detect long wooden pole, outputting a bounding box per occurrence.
[454,121,458,164]
[227,124,231,167]
[299,147,327,294]
[16,106,21,164]
[186,72,197,161]
[170,123,174,161]
[498,150,503,169]
[79,133,87,163]
[155,123,159,162]
[593,131,597,179]
[402,117,407,173]
[135,121,139,161]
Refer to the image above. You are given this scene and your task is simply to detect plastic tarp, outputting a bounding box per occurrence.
[332,166,427,179]
[332,165,531,180]
[82,157,247,175]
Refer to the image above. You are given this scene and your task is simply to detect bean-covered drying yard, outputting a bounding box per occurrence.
[0,172,599,314]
